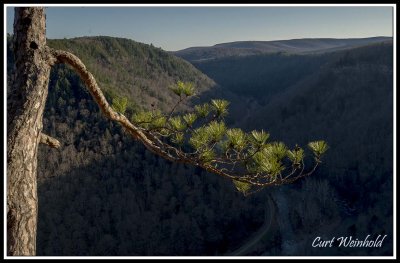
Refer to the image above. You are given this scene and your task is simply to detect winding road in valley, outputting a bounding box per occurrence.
[226,195,276,256]
[272,189,297,255]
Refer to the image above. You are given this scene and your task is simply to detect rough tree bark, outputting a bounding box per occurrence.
[7,7,186,256]
[7,7,52,256]
[6,6,182,256]
[7,6,321,256]
[6,7,183,255]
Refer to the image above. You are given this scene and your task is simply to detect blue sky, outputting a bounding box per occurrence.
[6,5,393,51]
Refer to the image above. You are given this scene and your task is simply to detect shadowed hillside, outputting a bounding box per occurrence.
[7,35,275,255]
[7,35,393,256]
[197,42,394,255]
[233,44,393,255]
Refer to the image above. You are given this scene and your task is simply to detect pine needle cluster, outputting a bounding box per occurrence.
[112,81,328,195]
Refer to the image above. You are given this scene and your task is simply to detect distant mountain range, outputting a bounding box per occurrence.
[173,37,392,62]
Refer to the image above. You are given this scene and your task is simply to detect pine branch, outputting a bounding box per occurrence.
[49,48,326,196]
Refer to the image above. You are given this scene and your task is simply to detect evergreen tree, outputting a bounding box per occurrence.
[7,7,326,256]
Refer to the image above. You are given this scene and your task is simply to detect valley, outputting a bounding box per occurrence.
[7,35,393,256]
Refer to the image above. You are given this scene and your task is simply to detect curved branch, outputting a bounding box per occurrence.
[49,48,320,191]
[50,49,180,162]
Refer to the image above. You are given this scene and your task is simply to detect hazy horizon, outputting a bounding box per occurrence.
[6,32,391,51]
[5,5,393,51]
[172,35,393,50]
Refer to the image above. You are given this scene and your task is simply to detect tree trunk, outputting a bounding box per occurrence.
[7,7,50,256]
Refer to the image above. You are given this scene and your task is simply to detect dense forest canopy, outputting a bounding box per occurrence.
[7,34,393,256]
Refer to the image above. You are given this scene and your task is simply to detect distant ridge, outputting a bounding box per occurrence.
[173,37,392,62]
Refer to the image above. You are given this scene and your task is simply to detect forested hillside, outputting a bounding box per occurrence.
[7,36,274,255]
[189,41,393,256]
[246,44,393,255]
[36,76,268,255]
[47,36,215,113]
[7,35,393,256]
